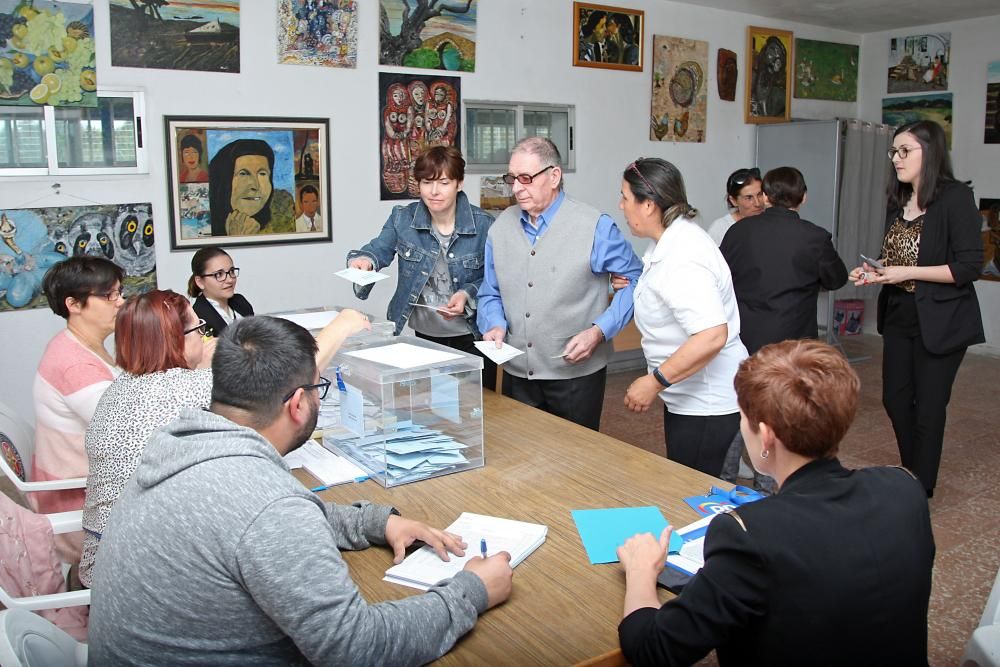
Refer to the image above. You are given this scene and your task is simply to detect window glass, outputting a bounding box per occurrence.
[466,107,515,165]
[54,96,137,168]
[0,106,47,168]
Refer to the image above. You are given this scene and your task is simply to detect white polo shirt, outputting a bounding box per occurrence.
[633,217,747,416]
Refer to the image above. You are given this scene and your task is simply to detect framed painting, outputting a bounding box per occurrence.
[745,26,792,124]
[109,0,240,73]
[981,198,1000,282]
[164,116,331,249]
[379,0,477,71]
[881,93,952,147]
[650,35,708,143]
[887,32,949,94]
[794,38,858,102]
[379,72,460,200]
[0,0,97,107]
[278,0,358,68]
[986,60,1000,144]
[572,2,643,72]
[0,203,156,312]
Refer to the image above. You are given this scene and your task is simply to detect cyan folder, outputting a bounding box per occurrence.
[571,506,684,565]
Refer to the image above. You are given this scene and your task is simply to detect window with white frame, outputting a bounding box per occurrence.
[463,101,575,173]
[0,89,146,176]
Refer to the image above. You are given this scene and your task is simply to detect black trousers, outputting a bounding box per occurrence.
[414,332,497,392]
[502,367,607,431]
[663,407,740,477]
[882,333,966,493]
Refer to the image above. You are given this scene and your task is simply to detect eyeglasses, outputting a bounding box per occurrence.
[887,145,921,160]
[502,165,554,185]
[201,268,240,281]
[183,319,210,336]
[727,167,761,191]
[95,288,123,302]
[282,376,332,403]
[627,158,655,194]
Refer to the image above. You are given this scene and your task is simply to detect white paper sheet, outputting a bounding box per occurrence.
[284,439,367,486]
[473,341,524,365]
[273,310,340,331]
[335,267,392,286]
[344,342,464,369]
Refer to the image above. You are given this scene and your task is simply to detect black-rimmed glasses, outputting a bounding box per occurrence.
[502,165,554,185]
[202,268,240,281]
[727,167,761,191]
[887,145,921,160]
[183,319,209,336]
[95,288,124,302]
[282,376,332,403]
[627,158,655,193]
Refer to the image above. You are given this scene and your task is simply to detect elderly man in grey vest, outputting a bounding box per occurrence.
[477,137,642,430]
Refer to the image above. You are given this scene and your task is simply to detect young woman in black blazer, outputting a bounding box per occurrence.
[188,247,254,337]
[849,120,984,497]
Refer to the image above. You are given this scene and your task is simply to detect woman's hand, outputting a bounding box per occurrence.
[197,336,217,369]
[314,309,371,370]
[618,528,671,618]
[439,291,468,320]
[348,257,374,272]
[624,373,662,413]
[226,211,260,236]
[610,274,630,291]
[849,261,883,286]
[865,265,912,285]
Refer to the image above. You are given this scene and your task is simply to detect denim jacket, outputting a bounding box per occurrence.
[347,191,493,336]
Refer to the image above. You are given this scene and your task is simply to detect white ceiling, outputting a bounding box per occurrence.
[666,0,1000,32]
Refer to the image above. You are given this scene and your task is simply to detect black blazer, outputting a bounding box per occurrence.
[876,180,984,354]
[720,207,848,354]
[619,458,934,667]
[192,293,254,338]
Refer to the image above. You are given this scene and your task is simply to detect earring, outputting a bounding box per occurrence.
[760,449,769,459]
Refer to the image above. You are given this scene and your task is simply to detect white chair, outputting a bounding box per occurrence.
[962,565,1000,667]
[0,609,87,667]
[0,400,87,494]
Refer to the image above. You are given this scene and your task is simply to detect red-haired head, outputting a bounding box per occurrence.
[115,290,198,375]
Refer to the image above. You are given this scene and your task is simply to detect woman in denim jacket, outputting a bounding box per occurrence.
[347,146,496,386]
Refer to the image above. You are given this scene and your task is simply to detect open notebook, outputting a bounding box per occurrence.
[384,512,547,590]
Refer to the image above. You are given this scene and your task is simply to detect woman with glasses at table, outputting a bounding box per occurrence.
[31,257,125,546]
[189,246,254,338]
[617,339,934,666]
[78,292,371,587]
[704,167,765,246]
[848,120,984,498]
[620,158,748,477]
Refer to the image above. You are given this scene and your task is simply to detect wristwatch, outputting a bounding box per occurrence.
[652,368,672,388]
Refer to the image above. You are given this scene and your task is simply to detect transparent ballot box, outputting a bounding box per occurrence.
[265,306,395,350]
[321,336,484,487]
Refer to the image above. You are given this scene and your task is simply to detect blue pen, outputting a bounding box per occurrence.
[480,538,488,558]
[310,475,369,492]
[335,366,347,392]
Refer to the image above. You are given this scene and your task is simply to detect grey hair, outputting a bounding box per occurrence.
[511,137,564,190]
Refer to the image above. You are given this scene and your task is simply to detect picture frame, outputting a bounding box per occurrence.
[572,2,644,72]
[745,26,792,124]
[165,116,331,250]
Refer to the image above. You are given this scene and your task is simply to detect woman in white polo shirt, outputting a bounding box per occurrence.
[620,158,748,476]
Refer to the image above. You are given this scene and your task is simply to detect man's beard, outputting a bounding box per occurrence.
[286,394,320,455]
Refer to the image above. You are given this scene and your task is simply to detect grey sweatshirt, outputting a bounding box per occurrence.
[87,408,488,666]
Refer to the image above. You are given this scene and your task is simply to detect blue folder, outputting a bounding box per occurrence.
[571,506,684,565]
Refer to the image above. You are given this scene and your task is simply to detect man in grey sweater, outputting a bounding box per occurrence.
[88,315,513,666]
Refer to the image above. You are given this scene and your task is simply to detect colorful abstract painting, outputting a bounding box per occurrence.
[650,35,707,143]
[0,0,97,107]
[379,72,460,200]
[379,0,476,71]
[985,60,1000,144]
[794,38,858,102]
[882,93,952,147]
[0,203,156,312]
[109,0,240,73]
[278,0,357,68]
[980,198,1000,282]
[745,26,792,124]
[887,32,949,94]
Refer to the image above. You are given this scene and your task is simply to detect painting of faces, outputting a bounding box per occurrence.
[378,72,460,201]
[277,0,358,68]
[887,33,949,94]
[165,117,330,249]
[0,203,155,312]
[572,2,643,72]
[745,26,792,124]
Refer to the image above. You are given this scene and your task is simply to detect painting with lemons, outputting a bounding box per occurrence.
[0,0,97,107]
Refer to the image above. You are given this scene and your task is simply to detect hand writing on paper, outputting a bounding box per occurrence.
[348,257,374,272]
[464,551,514,609]
[439,291,468,320]
[384,515,468,564]
[624,374,661,413]
[562,325,604,363]
[482,326,506,349]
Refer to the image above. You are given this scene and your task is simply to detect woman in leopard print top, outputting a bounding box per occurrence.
[848,120,983,498]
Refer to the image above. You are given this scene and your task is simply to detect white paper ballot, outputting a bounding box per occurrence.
[283,439,367,486]
[336,267,391,286]
[344,342,464,369]
[473,341,524,365]
[274,310,340,331]
[410,303,449,313]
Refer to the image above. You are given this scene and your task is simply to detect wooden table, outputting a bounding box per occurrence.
[309,392,721,665]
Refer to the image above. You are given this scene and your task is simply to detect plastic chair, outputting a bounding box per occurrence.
[0,609,87,667]
[962,565,1000,667]
[0,400,87,494]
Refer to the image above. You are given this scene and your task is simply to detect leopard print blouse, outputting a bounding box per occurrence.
[881,214,923,293]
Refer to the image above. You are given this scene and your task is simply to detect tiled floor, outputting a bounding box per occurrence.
[600,334,1000,666]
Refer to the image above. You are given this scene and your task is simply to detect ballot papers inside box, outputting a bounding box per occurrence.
[321,336,484,487]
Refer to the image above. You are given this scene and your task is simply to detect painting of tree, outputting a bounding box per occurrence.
[379,0,477,71]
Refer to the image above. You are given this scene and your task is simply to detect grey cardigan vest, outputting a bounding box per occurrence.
[490,197,612,379]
